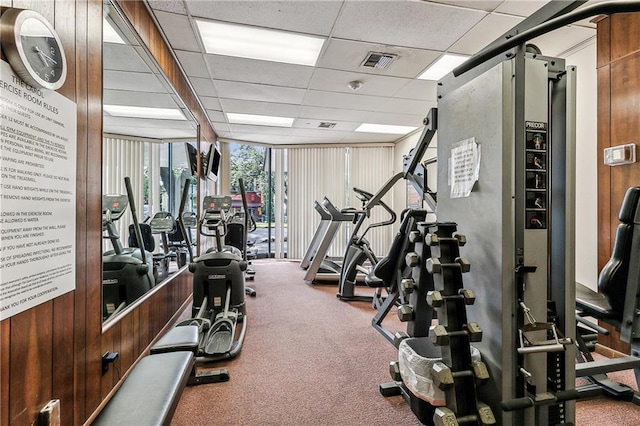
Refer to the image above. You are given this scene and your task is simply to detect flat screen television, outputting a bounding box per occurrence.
[184,143,198,178]
[203,144,221,182]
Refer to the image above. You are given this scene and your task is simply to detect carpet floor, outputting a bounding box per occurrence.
[172,259,640,425]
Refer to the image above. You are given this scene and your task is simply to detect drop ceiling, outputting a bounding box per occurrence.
[116,0,603,145]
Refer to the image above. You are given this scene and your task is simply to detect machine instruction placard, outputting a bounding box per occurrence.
[450,137,481,198]
[0,60,77,320]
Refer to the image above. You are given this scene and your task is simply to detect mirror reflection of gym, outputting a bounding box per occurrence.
[101,1,198,324]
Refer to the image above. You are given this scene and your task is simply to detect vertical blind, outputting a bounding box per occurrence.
[348,146,394,257]
[287,146,394,260]
[287,147,347,259]
[102,136,145,251]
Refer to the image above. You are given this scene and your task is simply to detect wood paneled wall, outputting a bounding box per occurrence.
[0,1,215,424]
[596,12,640,353]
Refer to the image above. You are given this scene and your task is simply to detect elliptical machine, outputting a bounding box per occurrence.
[102,177,155,321]
[178,179,255,362]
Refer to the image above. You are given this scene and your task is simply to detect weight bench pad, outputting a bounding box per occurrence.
[151,325,199,355]
[93,351,194,426]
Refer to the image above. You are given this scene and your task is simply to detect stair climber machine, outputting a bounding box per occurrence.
[102,177,155,321]
[336,186,396,304]
[177,179,255,372]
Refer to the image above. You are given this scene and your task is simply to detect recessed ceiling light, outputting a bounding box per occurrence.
[196,20,325,66]
[104,105,185,120]
[355,123,418,135]
[227,113,294,128]
[418,53,470,81]
[103,18,126,44]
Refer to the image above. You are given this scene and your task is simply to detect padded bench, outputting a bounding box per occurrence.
[151,324,230,385]
[92,351,194,426]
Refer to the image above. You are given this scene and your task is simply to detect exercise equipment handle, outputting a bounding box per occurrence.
[239,178,249,262]
[177,179,194,263]
[501,389,584,412]
[454,1,640,77]
[125,176,147,265]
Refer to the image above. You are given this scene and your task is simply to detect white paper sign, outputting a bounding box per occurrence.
[450,138,481,198]
[0,60,77,319]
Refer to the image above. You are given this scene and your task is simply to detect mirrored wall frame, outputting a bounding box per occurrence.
[101,0,199,328]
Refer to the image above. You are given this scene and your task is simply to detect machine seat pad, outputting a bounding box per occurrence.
[151,325,199,355]
[575,282,615,319]
[92,351,194,426]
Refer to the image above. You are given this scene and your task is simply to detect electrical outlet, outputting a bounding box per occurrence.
[102,351,119,374]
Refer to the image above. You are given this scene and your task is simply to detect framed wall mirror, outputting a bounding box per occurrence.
[102,1,198,325]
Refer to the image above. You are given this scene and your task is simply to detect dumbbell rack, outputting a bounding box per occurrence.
[425,222,495,425]
[382,221,494,425]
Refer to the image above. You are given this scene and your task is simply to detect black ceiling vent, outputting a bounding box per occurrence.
[318,122,337,129]
[361,52,397,70]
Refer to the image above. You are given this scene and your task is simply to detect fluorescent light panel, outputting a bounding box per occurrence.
[355,123,418,135]
[104,105,185,120]
[196,20,325,66]
[418,53,469,81]
[227,113,294,128]
[103,18,126,44]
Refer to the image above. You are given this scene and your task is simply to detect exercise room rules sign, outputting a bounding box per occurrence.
[0,60,77,320]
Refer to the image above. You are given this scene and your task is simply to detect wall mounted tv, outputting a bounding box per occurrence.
[184,143,198,178]
[202,143,221,182]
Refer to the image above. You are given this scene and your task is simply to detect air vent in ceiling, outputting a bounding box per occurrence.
[361,52,397,70]
[318,122,337,129]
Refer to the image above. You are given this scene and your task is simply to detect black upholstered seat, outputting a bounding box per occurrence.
[576,186,640,326]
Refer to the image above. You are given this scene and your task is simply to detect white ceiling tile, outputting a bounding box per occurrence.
[146,0,188,15]
[154,10,201,52]
[204,55,314,88]
[229,124,293,136]
[494,0,549,17]
[287,133,346,144]
[103,70,167,92]
[229,133,293,144]
[216,81,306,104]
[341,132,402,143]
[190,77,218,97]
[200,96,222,110]
[332,1,486,50]
[293,120,360,132]
[104,89,178,108]
[303,91,431,115]
[309,69,412,97]
[175,50,211,78]
[207,111,226,122]
[299,106,425,127]
[290,128,353,138]
[529,25,595,57]
[220,99,301,117]
[392,80,438,101]
[449,13,524,55]
[211,121,230,133]
[426,1,504,12]
[185,0,343,36]
[317,39,442,78]
[104,44,150,72]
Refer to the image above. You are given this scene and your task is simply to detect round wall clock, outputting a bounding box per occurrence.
[0,8,67,90]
